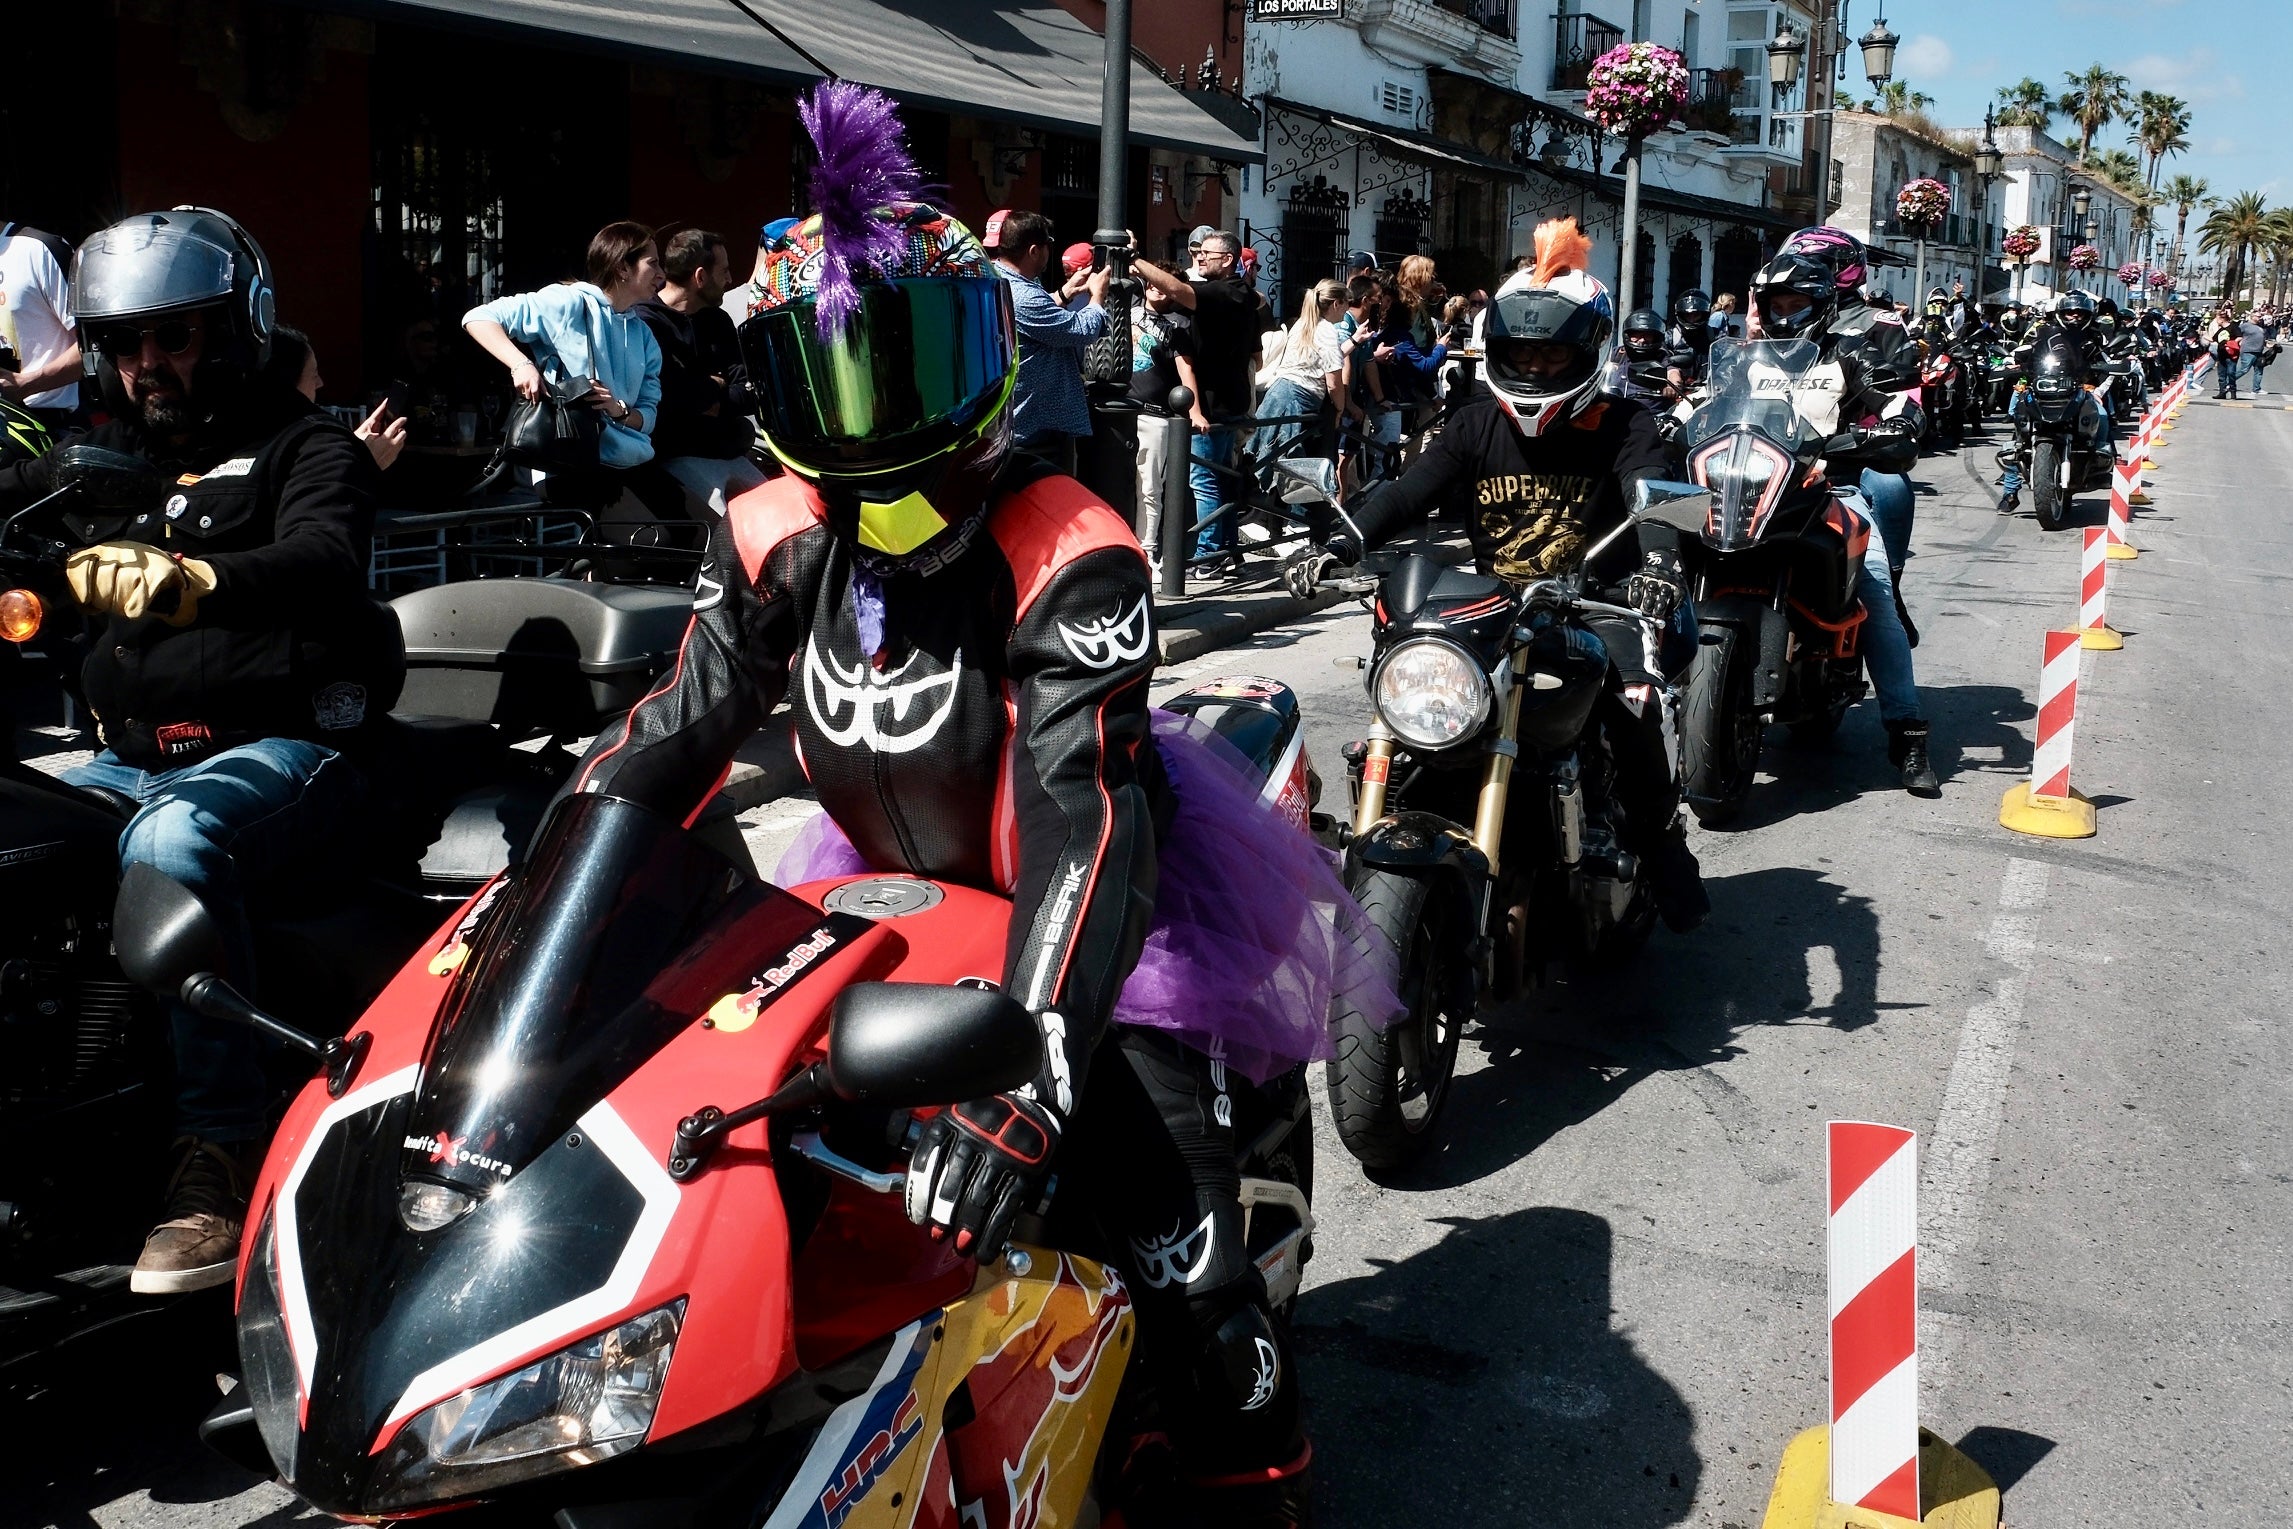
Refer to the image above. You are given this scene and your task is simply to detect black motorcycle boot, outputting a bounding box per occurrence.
[1997,487,2020,514]
[1645,819,1710,933]
[1886,720,1942,797]
[131,1137,251,1294]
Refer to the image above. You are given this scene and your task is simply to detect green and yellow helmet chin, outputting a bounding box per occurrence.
[736,202,1019,566]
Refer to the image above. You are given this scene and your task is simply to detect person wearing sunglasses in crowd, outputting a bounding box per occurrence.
[0,207,403,1297]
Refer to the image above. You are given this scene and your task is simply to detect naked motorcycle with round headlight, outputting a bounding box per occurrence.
[1323,481,1711,1173]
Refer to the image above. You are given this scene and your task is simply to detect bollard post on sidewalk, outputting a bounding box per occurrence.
[1160,385,1194,600]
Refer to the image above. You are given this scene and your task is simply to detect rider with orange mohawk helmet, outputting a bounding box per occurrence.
[1298,218,1709,932]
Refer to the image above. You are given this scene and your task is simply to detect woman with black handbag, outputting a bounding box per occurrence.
[463,222,665,502]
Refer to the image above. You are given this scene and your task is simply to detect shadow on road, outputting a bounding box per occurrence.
[1953,1424,2058,1495]
[1298,1207,1700,1529]
[1402,864,1907,1189]
[1,1299,320,1529]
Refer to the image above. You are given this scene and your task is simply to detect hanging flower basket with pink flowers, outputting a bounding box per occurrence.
[2116,260,2143,285]
[2068,244,2101,271]
[2148,269,2173,289]
[1894,178,1951,232]
[1584,42,1691,140]
[2001,226,2041,261]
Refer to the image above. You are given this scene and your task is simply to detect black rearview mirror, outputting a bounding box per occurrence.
[827,983,1043,1108]
[51,444,168,515]
[114,861,226,997]
[1630,479,1714,534]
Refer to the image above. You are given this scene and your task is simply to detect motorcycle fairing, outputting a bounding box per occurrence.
[761,1250,1132,1529]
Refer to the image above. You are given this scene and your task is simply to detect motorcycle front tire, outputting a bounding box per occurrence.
[1681,627,1761,827]
[2031,437,2067,531]
[1326,868,1467,1176]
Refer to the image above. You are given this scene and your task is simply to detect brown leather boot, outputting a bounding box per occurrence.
[131,1137,251,1294]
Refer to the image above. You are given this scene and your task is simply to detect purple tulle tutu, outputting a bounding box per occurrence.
[775,709,1401,1082]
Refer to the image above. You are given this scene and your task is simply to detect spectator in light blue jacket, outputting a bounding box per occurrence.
[986,209,1109,477]
[464,221,666,470]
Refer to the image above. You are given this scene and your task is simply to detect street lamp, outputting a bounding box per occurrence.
[2071,184,2092,223]
[1972,106,2002,307]
[1860,14,1900,87]
[1768,22,1805,91]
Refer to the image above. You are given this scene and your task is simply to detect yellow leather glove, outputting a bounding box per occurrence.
[64,543,217,626]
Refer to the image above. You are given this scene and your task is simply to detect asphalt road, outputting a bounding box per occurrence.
[12,392,2292,1527]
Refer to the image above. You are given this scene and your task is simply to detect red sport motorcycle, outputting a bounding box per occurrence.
[114,683,1319,1527]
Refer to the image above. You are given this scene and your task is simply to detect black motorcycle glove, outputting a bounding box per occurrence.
[1283,549,1340,599]
[1624,550,1687,621]
[905,1089,1062,1262]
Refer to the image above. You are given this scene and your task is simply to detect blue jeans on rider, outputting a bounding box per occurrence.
[1858,468,1915,573]
[1852,513,1921,724]
[1189,426,1238,558]
[65,738,368,1144]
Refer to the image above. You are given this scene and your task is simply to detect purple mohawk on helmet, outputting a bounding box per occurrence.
[798,82,924,339]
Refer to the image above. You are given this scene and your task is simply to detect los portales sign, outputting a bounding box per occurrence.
[1250,0,1343,18]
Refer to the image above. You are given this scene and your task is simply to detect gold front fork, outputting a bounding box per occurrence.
[1469,649,1529,878]
[1353,724,1395,836]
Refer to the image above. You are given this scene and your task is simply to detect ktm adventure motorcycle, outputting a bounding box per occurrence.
[1675,339,1880,826]
[0,446,709,1371]
[113,679,1319,1525]
[1318,482,1711,1172]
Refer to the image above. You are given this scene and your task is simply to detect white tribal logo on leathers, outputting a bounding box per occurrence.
[801,635,965,755]
[1056,595,1152,671]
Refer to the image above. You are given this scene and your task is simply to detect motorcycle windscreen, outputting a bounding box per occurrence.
[1683,340,1822,550]
[404,792,829,1196]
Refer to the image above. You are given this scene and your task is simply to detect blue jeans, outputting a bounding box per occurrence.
[1849,509,1921,724]
[1189,426,1238,558]
[1858,468,1914,573]
[65,738,368,1142]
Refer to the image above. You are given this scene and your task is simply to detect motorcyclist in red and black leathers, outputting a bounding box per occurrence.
[1288,219,1709,933]
[557,151,1309,1521]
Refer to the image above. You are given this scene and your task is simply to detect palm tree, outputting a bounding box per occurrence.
[2129,91,2191,192]
[2164,173,2211,280]
[2088,148,2145,198]
[1994,78,2053,130]
[2262,207,2293,306]
[1854,81,1934,115]
[2057,65,2130,163]
[2199,191,2268,303]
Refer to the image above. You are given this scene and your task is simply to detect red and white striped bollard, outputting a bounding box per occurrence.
[2078,525,2124,646]
[1999,627,2096,837]
[1828,1121,1921,1518]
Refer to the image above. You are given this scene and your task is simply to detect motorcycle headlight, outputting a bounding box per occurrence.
[1372,638,1492,750]
[369,1300,685,1511]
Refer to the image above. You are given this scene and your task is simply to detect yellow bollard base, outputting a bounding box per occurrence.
[2104,542,2138,561]
[2077,623,2124,650]
[1761,1425,2003,1529]
[1999,782,2097,839]
[2142,456,2161,469]
[2129,490,2153,506]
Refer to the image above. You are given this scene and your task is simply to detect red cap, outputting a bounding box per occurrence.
[1061,242,1094,274]
[983,209,1014,250]
[1238,247,1260,274]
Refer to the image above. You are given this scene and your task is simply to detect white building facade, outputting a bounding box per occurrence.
[1983,125,2146,310]
[1237,0,1814,319]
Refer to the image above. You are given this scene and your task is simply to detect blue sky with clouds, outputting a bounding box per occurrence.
[1867,0,2284,200]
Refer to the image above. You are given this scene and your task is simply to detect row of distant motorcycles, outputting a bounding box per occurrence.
[0,325,2150,1525]
[1920,316,2179,531]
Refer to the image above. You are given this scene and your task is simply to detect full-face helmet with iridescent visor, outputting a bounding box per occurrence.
[738,85,1017,572]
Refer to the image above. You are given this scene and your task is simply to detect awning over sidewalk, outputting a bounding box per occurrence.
[367,0,1260,161]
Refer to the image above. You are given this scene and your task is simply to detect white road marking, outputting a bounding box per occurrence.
[1920,857,2050,1304]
